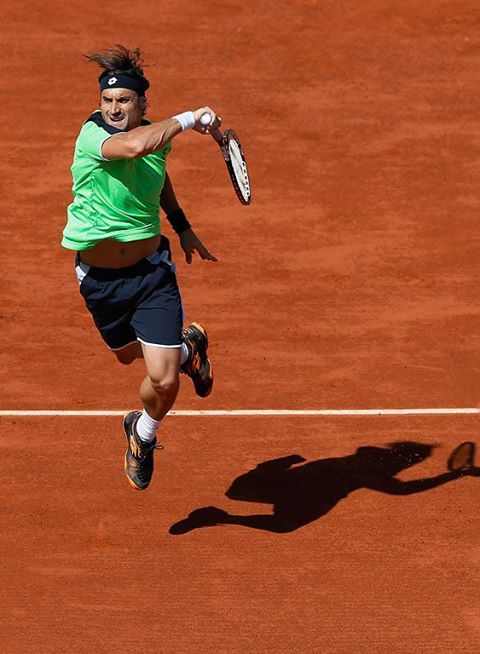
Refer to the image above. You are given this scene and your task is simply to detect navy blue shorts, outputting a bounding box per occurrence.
[75,236,183,351]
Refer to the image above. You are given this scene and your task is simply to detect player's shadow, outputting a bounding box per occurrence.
[169,441,469,535]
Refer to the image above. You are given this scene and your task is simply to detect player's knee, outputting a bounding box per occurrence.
[149,372,180,396]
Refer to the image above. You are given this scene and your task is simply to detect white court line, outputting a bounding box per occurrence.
[1,408,480,417]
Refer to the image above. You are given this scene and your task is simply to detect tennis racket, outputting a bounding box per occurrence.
[447,441,476,472]
[201,113,251,205]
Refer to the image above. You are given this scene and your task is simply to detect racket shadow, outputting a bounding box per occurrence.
[169,441,472,535]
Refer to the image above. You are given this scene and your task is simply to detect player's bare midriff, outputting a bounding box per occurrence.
[79,234,161,268]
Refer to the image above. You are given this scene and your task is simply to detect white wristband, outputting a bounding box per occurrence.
[172,111,195,131]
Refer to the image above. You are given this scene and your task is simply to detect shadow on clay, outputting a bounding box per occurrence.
[169,441,476,535]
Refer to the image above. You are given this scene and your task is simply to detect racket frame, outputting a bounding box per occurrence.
[447,441,476,471]
[210,127,251,205]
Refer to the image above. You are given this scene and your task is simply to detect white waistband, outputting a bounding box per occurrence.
[146,249,169,264]
[146,249,176,273]
[75,260,91,284]
[75,248,175,284]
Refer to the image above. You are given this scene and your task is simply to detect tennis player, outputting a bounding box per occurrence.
[62,45,221,490]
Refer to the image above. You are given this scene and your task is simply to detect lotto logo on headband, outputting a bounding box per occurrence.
[99,72,150,95]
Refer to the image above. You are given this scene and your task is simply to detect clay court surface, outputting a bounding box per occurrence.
[2,0,480,652]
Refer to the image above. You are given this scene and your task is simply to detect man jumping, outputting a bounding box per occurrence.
[62,45,221,490]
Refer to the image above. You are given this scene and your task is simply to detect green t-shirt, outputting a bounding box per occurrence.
[62,112,171,250]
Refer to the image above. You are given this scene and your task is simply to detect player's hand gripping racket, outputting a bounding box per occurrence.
[200,112,251,205]
[447,441,477,473]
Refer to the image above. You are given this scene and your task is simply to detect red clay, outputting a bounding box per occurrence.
[2,1,480,652]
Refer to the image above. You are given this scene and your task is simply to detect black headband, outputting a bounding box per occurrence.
[99,72,149,96]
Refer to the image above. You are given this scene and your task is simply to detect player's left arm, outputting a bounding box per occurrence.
[160,173,217,264]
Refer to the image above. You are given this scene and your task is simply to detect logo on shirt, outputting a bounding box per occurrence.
[108,77,117,85]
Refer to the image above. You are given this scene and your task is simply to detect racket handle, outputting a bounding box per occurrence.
[200,112,224,144]
[209,127,224,144]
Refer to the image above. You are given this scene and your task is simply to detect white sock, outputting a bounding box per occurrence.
[136,410,161,443]
[180,342,189,366]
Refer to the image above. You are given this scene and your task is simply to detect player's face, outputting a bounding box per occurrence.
[100,88,146,131]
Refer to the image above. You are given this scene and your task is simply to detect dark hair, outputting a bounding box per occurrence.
[85,44,150,94]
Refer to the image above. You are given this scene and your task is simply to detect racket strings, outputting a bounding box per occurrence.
[447,441,476,471]
[228,139,250,201]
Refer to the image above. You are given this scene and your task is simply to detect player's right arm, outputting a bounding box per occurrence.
[102,107,219,160]
[365,471,464,495]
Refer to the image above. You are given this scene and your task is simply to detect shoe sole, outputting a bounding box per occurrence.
[190,322,208,346]
[189,322,214,398]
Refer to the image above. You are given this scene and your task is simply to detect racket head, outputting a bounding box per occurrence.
[447,441,476,471]
[221,129,251,205]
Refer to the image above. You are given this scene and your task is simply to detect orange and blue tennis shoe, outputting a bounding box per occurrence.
[181,322,214,398]
[123,411,161,490]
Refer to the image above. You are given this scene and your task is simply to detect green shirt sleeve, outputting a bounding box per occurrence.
[76,121,111,161]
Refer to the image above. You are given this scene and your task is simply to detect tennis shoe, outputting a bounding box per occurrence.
[181,322,213,398]
[123,411,161,490]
